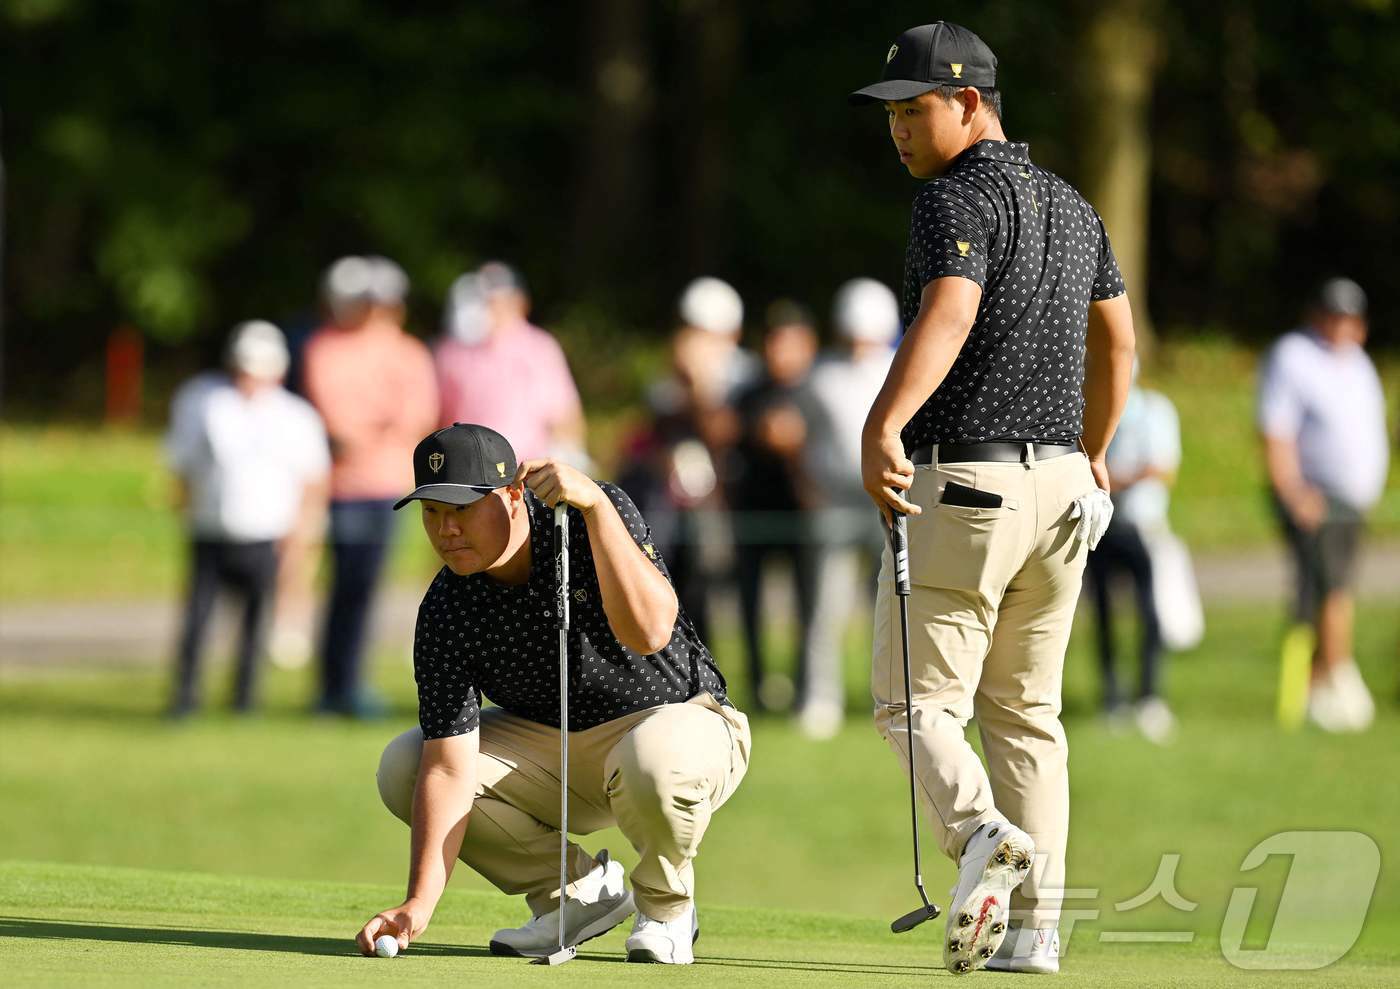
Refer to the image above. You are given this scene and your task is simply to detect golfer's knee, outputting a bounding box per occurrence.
[610,747,705,820]
[376,727,424,822]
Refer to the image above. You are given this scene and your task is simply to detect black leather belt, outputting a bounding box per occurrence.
[909,441,1077,465]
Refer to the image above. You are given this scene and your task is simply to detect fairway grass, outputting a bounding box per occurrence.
[5,337,1399,600]
[3,860,1398,988]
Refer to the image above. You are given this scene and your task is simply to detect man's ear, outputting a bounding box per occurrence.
[960,86,981,125]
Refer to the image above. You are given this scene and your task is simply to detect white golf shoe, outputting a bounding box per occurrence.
[489,850,635,958]
[986,922,1060,974]
[625,901,699,964]
[1306,678,1355,733]
[1330,661,1375,731]
[944,822,1036,975]
[1133,696,1177,745]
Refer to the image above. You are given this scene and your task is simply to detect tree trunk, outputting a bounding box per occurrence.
[676,0,740,279]
[1078,0,1159,344]
[568,0,654,298]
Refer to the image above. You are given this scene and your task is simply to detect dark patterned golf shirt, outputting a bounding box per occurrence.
[900,139,1126,447]
[413,484,729,738]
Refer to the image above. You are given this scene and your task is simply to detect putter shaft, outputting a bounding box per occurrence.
[553,503,574,962]
[888,510,939,932]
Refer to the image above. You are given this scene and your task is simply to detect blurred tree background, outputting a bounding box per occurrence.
[3,0,1398,417]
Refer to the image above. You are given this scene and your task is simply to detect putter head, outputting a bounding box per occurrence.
[530,946,577,966]
[890,903,940,934]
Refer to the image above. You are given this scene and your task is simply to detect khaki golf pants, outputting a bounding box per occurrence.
[873,448,1094,929]
[377,692,750,922]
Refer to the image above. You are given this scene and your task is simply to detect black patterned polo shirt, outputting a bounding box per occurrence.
[412,483,730,739]
[899,139,1126,447]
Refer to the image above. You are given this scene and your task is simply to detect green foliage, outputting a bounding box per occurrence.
[4,2,1398,411]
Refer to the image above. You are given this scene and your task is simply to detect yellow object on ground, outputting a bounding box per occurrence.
[1277,623,1315,730]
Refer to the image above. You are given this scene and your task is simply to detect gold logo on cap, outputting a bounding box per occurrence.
[496,461,507,477]
[951,62,964,78]
[956,241,971,257]
[428,452,445,473]
[886,43,898,63]
[642,543,656,559]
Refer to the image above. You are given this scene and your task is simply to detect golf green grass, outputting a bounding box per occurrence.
[4,858,1398,987]
[3,604,1398,985]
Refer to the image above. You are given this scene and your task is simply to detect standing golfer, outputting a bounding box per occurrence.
[356,423,750,964]
[850,23,1135,974]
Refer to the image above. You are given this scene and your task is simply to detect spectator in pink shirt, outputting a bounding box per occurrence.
[302,255,440,716]
[434,261,587,464]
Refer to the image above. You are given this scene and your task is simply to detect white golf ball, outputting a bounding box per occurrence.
[374,934,399,958]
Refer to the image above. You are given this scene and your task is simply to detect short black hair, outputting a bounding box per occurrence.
[765,298,816,332]
[932,85,1002,121]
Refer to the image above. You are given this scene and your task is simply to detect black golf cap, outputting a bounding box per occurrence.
[1314,277,1367,317]
[394,423,518,511]
[848,22,997,105]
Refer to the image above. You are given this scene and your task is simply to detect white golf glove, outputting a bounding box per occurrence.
[1068,488,1114,550]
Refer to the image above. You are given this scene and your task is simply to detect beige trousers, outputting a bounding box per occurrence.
[377,692,750,922]
[872,448,1094,929]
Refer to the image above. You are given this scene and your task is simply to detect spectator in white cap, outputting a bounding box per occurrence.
[303,255,439,716]
[165,320,331,717]
[628,278,757,646]
[434,260,587,464]
[673,276,759,404]
[795,278,900,738]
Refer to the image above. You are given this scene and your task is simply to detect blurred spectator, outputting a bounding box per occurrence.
[1258,277,1390,732]
[727,300,819,713]
[620,277,754,643]
[303,256,439,716]
[797,278,899,738]
[1085,358,1184,743]
[435,262,588,463]
[673,276,760,401]
[165,321,329,717]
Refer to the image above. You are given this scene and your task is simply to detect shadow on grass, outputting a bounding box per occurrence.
[695,954,936,976]
[0,917,491,958]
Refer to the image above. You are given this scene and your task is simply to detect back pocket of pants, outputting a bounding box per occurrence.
[909,502,1006,594]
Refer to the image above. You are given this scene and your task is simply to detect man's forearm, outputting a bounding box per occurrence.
[1081,297,1136,460]
[1263,435,1312,502]
[583,497,678,654]
[405,764,475,907]
[863,281,977,442]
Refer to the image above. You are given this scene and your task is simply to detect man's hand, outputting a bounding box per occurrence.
[356,899,431,956]
[1285,485,1328,532]
[1088,456,1111,495]
[513,459,604,514]
[862,430,918,524]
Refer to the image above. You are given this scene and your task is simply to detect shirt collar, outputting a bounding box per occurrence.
[956,140,1031,166]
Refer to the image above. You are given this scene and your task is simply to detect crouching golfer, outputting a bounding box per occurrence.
[356,423,749,964]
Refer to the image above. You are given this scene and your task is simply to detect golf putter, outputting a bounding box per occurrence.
[533,502,578,966]
[886,509,941,934]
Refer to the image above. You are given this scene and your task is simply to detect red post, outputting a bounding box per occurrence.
[105,324,144,424]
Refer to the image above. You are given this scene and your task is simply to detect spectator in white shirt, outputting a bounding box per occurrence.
[1085,359,1182,742]
[1257,277,1390,731]
[796,278,898,738]
[166,321,330,716]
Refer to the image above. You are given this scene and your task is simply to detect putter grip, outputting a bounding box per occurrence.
[554,503,569,630]
[890,510,910,595]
